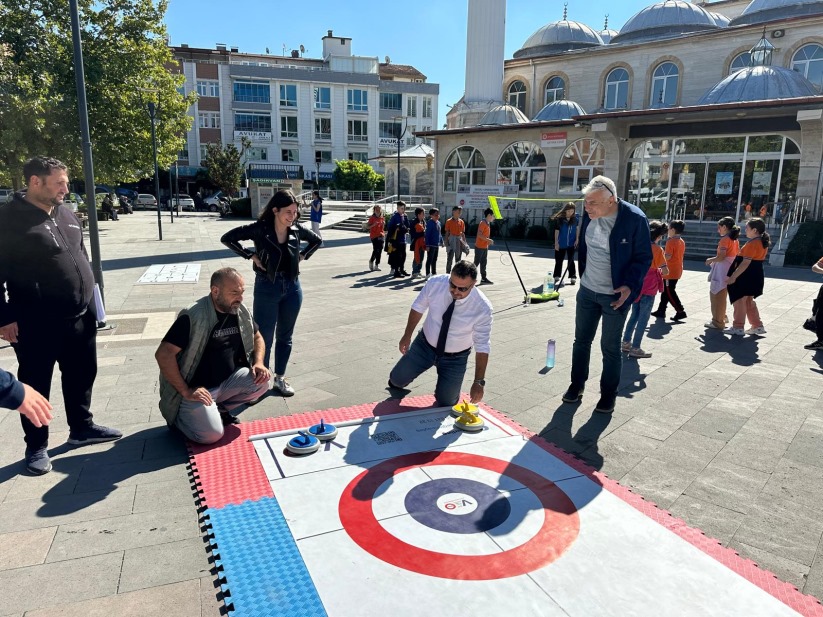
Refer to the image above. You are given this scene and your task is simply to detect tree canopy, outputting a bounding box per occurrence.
[0,0,193,188]
[332,159,384,192]
[203,140,249,197]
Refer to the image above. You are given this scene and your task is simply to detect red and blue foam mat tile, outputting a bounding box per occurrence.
[189,395,823,617]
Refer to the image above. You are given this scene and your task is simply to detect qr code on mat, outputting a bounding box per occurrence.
[371,431,403,446]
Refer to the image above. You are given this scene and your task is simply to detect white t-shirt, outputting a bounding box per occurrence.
[581,213,617,294]
[411,274,493,354]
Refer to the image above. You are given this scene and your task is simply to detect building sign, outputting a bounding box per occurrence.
[234,130,273,142]
[714,171,734,195]
[751,171,772,196]
[379,137,399,149]
[540,131,567,148]
[456,184,518,209]
[305,171,334,181]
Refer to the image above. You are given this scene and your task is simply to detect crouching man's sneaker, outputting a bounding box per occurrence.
[25,446,52,475]
[67,423,123,446]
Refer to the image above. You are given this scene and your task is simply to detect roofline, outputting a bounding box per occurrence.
[415,119,578,137]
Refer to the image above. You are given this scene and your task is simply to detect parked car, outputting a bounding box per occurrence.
[63,192,84,212]
[0,188,13,204]
[170,193,195,211]
[133,193,158,210]
[203,191,230,213]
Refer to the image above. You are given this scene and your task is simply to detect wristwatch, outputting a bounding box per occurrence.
[473,379,486,387]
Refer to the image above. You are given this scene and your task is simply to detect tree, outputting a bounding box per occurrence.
[203,139,249,197]
[0,0,194,188]
[332,159,384,192]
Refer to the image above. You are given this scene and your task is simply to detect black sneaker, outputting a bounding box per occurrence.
[562,384,584,403]
[804,340,823,351]
[25,446,51,475]
[481,278,494,285]
[672,311,687,321]
[594,394,616,414]
[220,410,240,425]
[650,310,665,319]
[67,423,123,446]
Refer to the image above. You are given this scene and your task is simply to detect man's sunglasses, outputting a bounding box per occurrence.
[591,180,614,196]
[449,280,474,293]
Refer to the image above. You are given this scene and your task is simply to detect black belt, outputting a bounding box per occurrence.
[422,335,471,357]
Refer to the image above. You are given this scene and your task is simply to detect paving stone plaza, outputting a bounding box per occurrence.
[0,210,821,615]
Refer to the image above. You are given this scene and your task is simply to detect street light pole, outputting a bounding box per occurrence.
[394,115,408,201]
[146,101,163,240]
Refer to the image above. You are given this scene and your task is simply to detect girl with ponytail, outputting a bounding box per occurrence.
[724,218,770,336]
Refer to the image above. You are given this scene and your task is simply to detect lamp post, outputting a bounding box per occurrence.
[140,91,163,241]
[393,115,408,200]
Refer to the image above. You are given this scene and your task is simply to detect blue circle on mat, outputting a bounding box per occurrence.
[404,478,511,534]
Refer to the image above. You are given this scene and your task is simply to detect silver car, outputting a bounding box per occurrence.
[133,194,158,210]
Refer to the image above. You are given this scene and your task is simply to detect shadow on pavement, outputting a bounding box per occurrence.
[696,331,761,366]
[537,403,612,471]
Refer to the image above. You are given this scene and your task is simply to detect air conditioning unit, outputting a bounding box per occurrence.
[771,29,785,38]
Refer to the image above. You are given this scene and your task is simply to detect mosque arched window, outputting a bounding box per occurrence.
[443,146,486,192]
[497,142,546,193]
[791,44,823,90]
[650,62,678,107]
[604,68,629,110]
[507,81,527,113]
[730,52,752,75]
[558,138,605,193]
[544,76,565,105]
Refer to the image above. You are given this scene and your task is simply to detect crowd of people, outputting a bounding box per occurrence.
[2,157,821,472]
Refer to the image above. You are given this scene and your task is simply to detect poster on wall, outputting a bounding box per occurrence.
[751,171,772,196]
[714,172,734,195]
[678,172,696,190]
[456,184,518,209]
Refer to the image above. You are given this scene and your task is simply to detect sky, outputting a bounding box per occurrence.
[163,0,650,123]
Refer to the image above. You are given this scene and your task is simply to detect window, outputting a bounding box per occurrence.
[196,80,219,97]
[234,112,271,133]
[280,115,298,139]
[245,147,268,161]
[650,62,678,107]
[507,81,527,112]
[315,150,333,164]
[443,145,486,192]
[422,96,433,118]
[379,121,402,139]
[198,111,220,128]
[545,76,565,104]
[347,119,368,142]
[199,144,214,161]
[314,117,331,140]
[792,44,823,90]
[604,68,629,110]
[233,81,270,103]
[349,151,369,163]
[497,142,546,193]
[178,147,189,160]
[280,84,297,107]
[407,96,417,117]
[314,86,331,109]
[558,138,605,193]
[281,149,299,162]
[380,92,402,110]
[347,89,368,111]
[730,52,752,74]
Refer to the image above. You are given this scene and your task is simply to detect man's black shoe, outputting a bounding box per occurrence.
[481,278,494,285]
[672,311,687,321]
[220,411,240,425]
[650,310,665,319]
[594,394,616,414]
[561,384,584,403]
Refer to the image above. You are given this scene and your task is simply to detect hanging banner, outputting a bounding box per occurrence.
[678,172,695,190]
[456,184,518,209]
[751,171,772,196]
[714,172,734,195]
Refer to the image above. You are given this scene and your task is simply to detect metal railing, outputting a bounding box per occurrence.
[776,198,810,251]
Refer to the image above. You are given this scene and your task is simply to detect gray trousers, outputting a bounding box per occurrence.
[176,367,269,444]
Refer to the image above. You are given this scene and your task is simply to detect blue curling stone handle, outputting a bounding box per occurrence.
[288,432,318,449]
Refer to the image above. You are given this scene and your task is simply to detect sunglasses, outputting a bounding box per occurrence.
[591,180,615,196]
[449,280,473,293]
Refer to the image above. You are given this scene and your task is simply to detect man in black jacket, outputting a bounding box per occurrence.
[0,156,122,475]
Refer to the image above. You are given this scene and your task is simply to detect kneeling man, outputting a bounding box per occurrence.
[156,268,271,444]
[389,260,492,406]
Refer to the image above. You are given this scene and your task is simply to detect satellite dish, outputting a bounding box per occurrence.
[300,44,305,53]
[385,55,391,64]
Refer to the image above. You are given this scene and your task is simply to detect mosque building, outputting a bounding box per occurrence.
[422,0,823,261]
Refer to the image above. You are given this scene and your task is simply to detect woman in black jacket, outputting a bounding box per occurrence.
[221,190,321,396]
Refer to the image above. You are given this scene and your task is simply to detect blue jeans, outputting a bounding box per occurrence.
[389,332,470,406]
[570,285,630,397]
[253,273,303,375]
[623,294,654,349]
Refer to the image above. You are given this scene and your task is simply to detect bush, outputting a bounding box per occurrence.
[230,197,251,218]
[527,224,549,241]
[785,221,823,266]
[507,215,529,239]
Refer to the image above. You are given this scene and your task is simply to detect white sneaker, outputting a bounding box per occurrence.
[704,321,721,329]
[629,347,652,358]
[272,375,295,396]
[745,325,767,335]
[723,327,745,336]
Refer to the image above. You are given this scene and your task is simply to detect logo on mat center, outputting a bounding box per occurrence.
[437,492,477,515]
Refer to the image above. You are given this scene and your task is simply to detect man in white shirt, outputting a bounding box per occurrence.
[388,260,493,406]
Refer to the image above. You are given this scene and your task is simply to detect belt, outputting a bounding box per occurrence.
[423,335,471,357]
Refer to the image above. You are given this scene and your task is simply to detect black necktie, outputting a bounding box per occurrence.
[436,299,456,356]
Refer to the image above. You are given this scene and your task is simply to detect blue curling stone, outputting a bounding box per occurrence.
[286,431,320,455]
[308,419,338,441]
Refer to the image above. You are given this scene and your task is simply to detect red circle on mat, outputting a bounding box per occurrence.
[338,451,580,580]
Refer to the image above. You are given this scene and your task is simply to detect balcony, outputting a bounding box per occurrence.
[248,163,303,181]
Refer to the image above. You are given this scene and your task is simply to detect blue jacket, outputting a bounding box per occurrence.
[578,199,652,306]
[0,368,24,410]
[309,199,323,223]
[387,212,410,245]
[425,219,442,246]
[555,217,578,249]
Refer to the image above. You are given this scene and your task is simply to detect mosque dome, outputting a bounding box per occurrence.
[611,0,722,45]
[478,104,531,126]
[514,18,604,59]
[730,0,823,26]
[532,100,587,121]
[710,11,731,26]
[599,28,619,44]
[697,65,819,104]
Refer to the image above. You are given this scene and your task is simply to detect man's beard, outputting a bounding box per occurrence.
[214,295,240,314]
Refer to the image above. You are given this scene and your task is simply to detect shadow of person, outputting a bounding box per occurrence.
[537,404,611,471]
[618,357,647,398]
[810,351,823,375]
[697,332,761,366]
[332,270,373,279]
[34,425,205,518]
[645,318,673,341]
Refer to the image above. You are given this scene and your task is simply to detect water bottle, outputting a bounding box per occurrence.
[544,274,554,294]
[546,339,556,368]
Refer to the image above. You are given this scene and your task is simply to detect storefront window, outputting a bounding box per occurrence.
[558,139,605,193]
[443,146,486,192]
[497,142,546,192]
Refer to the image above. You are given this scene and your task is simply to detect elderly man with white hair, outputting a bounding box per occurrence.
[562,176,652,414]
